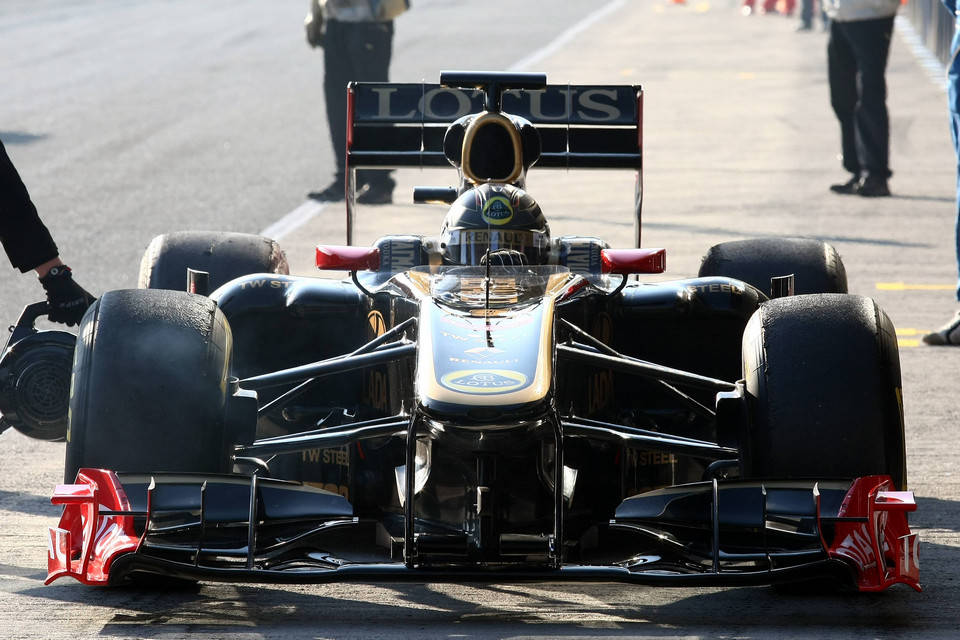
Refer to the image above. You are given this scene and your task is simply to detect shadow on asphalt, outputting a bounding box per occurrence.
[15,548,944,638]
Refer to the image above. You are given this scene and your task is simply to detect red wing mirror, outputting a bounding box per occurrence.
[316,245,381,271]
[600,248,666,275]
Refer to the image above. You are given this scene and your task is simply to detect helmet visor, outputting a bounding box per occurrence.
[445,228,548,265]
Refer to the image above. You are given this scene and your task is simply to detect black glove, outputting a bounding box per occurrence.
[39,265,96,327]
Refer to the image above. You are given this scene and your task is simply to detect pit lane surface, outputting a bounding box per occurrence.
[2,1,959,638]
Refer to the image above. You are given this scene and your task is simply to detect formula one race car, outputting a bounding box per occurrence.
[11,72,918,591]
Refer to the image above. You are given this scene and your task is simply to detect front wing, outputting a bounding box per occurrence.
[46,469,919,592]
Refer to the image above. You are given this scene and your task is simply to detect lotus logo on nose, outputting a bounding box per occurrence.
[441,369,527,394]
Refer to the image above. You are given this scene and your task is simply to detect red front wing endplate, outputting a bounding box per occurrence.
[46,469,140,586]
[822,475,921,592]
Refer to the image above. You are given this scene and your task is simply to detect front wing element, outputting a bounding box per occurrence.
[612,475,919,593]
[46,469,140,585]
[46,470,919,592]
[825,476,920,592]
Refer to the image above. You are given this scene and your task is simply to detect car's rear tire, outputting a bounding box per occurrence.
[138,230,289,292]
[699,238,847,296]
[64,289,233,483]
[741,294,906,489]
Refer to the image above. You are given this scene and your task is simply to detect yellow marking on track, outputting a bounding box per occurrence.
[876,282,954,291]
[897,329,941,348]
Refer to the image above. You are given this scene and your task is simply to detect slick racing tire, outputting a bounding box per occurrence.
[741,294,906,490]
[138,230,289,293]
[64,289,232,483]
[699,238,847,296]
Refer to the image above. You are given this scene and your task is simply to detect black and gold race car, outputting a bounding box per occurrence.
[17,72,918,592]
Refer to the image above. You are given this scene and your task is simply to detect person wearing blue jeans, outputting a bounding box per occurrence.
[924,1,960,344]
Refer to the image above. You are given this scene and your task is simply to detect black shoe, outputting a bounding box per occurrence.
[855,176,891,197]
[356,184,393,205]
[307,180,345,202]
[829,176,859,195]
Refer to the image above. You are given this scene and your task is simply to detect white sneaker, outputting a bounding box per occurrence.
[922,310,960,346]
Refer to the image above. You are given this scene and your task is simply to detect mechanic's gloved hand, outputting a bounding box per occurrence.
[39,265,96,327]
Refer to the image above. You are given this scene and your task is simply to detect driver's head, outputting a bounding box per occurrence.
[439,184,549,266]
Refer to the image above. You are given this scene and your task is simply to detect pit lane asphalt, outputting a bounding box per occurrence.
[2,1,960,638]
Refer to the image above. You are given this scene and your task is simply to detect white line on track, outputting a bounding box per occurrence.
[261,0,631,241]
[261,198,325,242]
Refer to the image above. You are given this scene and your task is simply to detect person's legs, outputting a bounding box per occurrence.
[921,66,960,344]
[799,0,813,28]
[326,23,354,170]
[846,16,894,186]
[309,20,355,200]
[948,48,960,301]
[951,108,960,301]
[352,21,396,201]
[313,21,396,202]
[828,21,860,181]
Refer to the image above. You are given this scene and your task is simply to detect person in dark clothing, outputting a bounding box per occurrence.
[0,138,94,326]
[304,0,408,205]
[823,0,899,197]
[797,0,826,31]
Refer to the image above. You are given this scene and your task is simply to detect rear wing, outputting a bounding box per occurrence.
[345,76,644,246]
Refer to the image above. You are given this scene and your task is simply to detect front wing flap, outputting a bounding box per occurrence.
[611,475,919,592]
[46,470,918,591]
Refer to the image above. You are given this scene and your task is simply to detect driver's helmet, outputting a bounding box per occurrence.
[439,184,549,266]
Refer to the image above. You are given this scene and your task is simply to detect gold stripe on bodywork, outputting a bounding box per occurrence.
[415,272,572,408]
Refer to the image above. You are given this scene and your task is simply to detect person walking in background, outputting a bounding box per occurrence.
[797,0,827,30]
[0,138,94,327]
[305,0,409,205]
[923,0,960,344]
[824,0,899,197]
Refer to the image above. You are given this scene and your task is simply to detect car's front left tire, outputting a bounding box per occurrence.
[740,293,906,489]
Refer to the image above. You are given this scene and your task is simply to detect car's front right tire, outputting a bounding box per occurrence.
[65,289,233,483]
